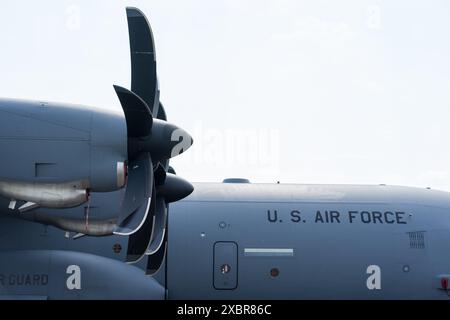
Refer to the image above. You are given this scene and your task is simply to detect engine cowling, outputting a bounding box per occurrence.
[0,98,128,209]
[0,250,164,300]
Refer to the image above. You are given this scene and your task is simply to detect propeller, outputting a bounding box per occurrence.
[125,105,194,263]
[119,7,194,265]
[142,105,193,269]
[146,232,168,275]
[112,8,193,237]
[11,7,193,242]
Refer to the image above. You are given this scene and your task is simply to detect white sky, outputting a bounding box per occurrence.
[1,1,450,190]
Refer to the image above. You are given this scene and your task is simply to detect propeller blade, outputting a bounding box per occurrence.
[114,198,150,236]
[114,152,153,235]
[146,197,167,255]
[157,102,167,121]
[154,163,167,186]
[126,185,157,263]
[114,85,153,138]
[126,7,158,113]
[168,166,176,175]
[146,233,167,276]
[155,101,169,171]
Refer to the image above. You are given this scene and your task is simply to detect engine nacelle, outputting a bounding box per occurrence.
[0,98,128,202]
[0,250,164,300]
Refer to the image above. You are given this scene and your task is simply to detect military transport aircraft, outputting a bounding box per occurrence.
[0,7,450,300]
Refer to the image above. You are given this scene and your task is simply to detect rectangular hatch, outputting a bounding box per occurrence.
[213,242,238,290]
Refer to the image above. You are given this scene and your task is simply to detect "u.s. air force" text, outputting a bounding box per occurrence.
[267,210,408,224]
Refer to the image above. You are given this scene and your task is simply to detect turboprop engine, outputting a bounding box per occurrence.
[0,99,128,211]
[0,7,194,249]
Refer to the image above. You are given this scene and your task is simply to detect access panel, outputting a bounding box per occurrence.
[213,242,238,290]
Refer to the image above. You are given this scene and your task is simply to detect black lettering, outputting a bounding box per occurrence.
[315,211,325,223]
[348,211,357,223]
[0,274,4,286]
[290,210,301,223]
[267,210,278,223]
[361,211,371,223]
[330,211,340,223]
[33,275,40,285]
[396,212,407,224]
[372,211,383,224]
[384,211,395,224]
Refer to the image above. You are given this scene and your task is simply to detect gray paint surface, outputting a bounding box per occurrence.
[1,182,450,299]
[166,182,450,299]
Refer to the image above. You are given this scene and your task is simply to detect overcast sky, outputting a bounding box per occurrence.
[1,1,450,190]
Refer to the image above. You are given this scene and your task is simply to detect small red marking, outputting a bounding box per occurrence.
[441,277,448,290]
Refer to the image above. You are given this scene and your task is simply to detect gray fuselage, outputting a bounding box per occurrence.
[167,182,450,299]
[1,182,450,299]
